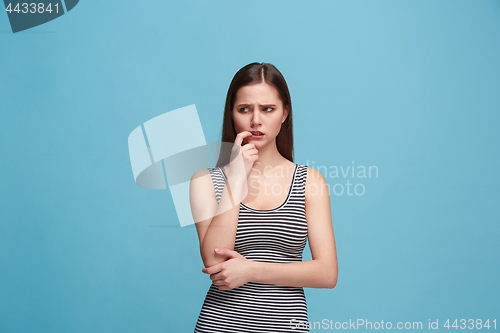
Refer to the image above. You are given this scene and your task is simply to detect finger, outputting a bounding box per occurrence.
[242,146,258,155]
[215,247,239,258]
[245,148,259,156]
[209,272,222,280]
[241,143,256,150]
[234,131,253,147]
[214,280,228,288]
[213,279,225,286]
[241,145,258,155]
[202,262,223,274]
[252,156,259,167]
[210,270,222,280]
[202,260,222,272]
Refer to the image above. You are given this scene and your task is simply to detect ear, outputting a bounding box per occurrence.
[282,105,289,123]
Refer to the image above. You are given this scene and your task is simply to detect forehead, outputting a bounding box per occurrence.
[234,83,281,104]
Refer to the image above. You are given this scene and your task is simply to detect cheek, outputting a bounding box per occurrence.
[273,117,284,132]
[232,114,242,130]
[234,120,244,132]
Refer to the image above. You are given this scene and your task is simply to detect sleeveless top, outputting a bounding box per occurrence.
[194,163,310,333]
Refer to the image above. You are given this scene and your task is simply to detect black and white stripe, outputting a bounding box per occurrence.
[194,164,309,333]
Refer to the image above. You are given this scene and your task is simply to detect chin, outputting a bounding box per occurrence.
[247,138,264,144]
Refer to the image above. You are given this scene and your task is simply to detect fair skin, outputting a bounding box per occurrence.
[190,82,338,290]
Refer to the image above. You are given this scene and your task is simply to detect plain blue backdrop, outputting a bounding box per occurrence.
[1,1,499,332]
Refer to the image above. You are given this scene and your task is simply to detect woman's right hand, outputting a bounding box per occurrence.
[227,131,259,186]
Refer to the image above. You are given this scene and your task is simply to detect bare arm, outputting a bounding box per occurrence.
[190,169,245,268]
[247,167,338,288]
[190,132,257,268]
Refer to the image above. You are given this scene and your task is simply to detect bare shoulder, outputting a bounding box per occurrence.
[189,168,218,245]
[190,168,217,202]
[190,169,215,197]
[305,166,327,188]
[305,167,330,206]
[190,168,211,181]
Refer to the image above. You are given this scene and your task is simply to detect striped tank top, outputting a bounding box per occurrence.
[194,163,310,333]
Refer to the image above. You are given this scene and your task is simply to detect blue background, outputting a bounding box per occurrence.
[1,0,499,332]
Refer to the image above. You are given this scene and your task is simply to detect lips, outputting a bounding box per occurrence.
[245,131,264,141]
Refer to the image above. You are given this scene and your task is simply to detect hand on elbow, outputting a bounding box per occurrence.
[202,251,228,268]
[201,248,253,290]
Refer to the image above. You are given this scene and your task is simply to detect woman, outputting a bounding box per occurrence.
[189,62,338,332]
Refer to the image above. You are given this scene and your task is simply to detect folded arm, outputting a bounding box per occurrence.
[204,167,338,289]
[190,168,245,268]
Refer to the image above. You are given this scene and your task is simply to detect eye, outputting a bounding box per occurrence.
[238,107,249,113]
[264,107,274,112]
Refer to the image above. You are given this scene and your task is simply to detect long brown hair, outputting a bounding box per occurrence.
[215,62,294,167]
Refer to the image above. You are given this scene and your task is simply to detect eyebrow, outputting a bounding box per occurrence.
[237,104,277,107]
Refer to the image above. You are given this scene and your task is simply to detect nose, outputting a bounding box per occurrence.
[251,109,262,127]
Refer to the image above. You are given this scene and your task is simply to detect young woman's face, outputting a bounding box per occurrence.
[232,82,289,147]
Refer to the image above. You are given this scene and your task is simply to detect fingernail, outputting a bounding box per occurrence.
[215,248,220,252]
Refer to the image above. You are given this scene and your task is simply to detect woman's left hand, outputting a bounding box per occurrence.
[201,248,255,290]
